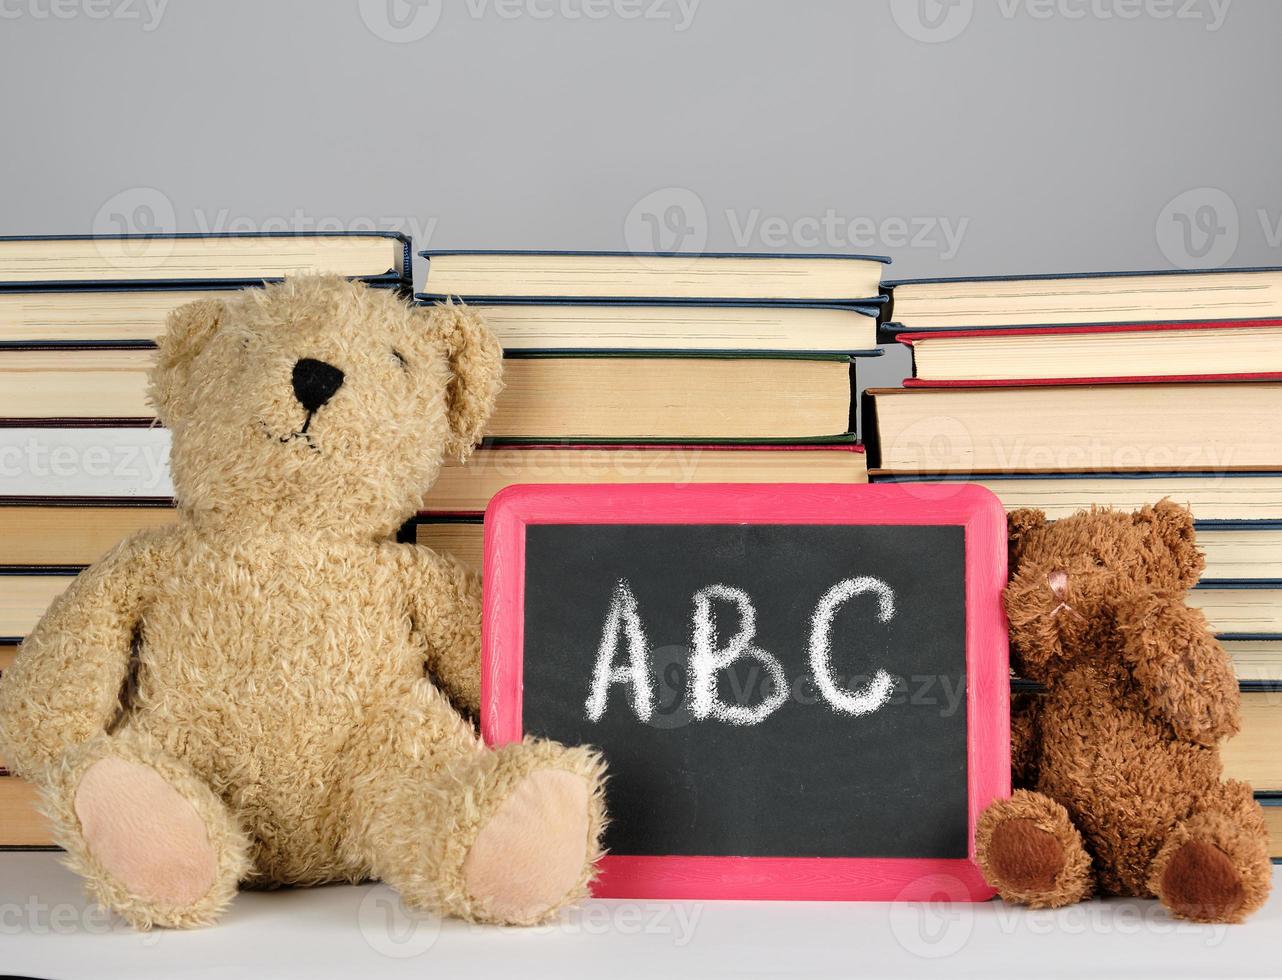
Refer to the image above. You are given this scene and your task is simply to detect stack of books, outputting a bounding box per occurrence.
[412,250,887,564]
[0,243,887,847]
[0,231,413,846]
[863,265,1282,860]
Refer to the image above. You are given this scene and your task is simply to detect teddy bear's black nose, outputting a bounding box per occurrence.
[292,358,345,413]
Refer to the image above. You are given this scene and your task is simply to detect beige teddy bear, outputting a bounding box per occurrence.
[0,276,607,930]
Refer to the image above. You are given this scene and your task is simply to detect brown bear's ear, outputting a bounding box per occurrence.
[1135,498,1203,587]
[1007,508,1046,568]
[427,304,503,463]
[148,298,227,426]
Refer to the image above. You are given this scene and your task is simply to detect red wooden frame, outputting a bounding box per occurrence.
[481,483,1009,901]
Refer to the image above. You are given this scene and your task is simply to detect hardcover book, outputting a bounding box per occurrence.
[0,232,410,288]
[883,266,1282,333]
[421,250,889,305]
[863,383,1282,474]
[410,299,881,354]
[868,472,1282,523]
[897,319,1282,386]
[0,349,857,442]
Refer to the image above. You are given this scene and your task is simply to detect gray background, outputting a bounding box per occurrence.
[2,0,1280,388]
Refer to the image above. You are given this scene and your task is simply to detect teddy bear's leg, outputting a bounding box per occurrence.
[975,790,1093,908]
[357,735,607,926]
[1148,780,1272,923]
[42,727,251,930]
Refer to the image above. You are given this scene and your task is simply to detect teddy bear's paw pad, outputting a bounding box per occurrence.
[1159,840,1246,923]
[987,818,1066,895]
[74,756,218,909]
[462,769,591,924]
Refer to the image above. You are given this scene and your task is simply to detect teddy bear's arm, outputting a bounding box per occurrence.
[400,545,483,716]
[0,530,175,779]
[1115,594,1240,746]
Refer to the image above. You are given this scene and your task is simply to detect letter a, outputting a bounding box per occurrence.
[585,579,655,722]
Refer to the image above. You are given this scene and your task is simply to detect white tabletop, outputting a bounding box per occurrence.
[1,852,1278,979]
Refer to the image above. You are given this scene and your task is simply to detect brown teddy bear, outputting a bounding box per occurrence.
[0,276,607,930]
[976,502,1272,923]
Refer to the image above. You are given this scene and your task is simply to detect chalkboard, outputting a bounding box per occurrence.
[482,483,1009,901]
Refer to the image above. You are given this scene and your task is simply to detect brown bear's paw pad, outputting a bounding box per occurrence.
[462,770,592,923]
[73,757,217,909]
[1160,840,1246,923]
[987,818,1066,894]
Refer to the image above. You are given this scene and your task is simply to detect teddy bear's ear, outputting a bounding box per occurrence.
[148,299,227,426]
[1007,508,1046,567]
[1134,498,1203,586]
[424,304,503,463]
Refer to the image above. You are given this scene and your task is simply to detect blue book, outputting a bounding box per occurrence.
[421,250,889,307]
[0,231,410,290]
[0,279,407,348]
[411,297,883,356]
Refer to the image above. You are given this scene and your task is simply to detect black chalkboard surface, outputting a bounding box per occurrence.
[482,484,1009,901]
[523,522,967,859]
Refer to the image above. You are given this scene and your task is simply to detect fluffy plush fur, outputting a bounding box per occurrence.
[975,502,1272,923]
[0,276,608,929]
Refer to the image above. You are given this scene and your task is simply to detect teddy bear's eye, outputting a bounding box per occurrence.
[391,348,409,371]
